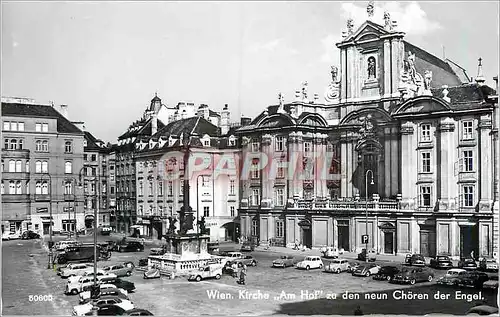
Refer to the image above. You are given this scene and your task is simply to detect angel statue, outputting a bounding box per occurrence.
[331,66,339,83]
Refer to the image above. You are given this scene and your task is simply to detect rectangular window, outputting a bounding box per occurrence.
[65,161,72,174]
[179,181,184,196]
[462,185,474,207]
[3,122,9,131]
[230,206,235,217]
[65,141,73,153]
[276,220,284,238]
[18,139,23,150]
[462,150,474,172]
[42,161,48,173]
[203,206,210,217]
[420,124,431,142]
[4,139,9,149]
[158,206,164,217]
[275,136,284,152]
[250,189,260,206]
[1,183,4,195]
[10,122,18,131]
[229,180,235,195]
[91,154,97,161]
[148,181,153,196]
[462,121,474,140]
[275,188,285,206]
[251,140,260,153]
[25,161,29,173]
[9,181,15,194]
[35,123,42,132]
[251,161,260,179]
[168,205,173,215]
[9,160,15,172]
[168,181,173,196]
[18,122,24,131]
[304,142,312,157]
[42,123,48,132]
[277,161,285,179]
[421,152,431,173]
[202,176,210,187]
[138,181,143,196]
[110,186,115,194]
[64,181,73,195]
[251,219,258,236]
[158,181,163,196]
[420,186,431,207]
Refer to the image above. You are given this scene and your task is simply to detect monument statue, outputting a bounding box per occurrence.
[424,70,433,90]
[367,1,375,17]
[301,81,309,100]
[384,11,392,29]
[331,66,338,83]
[167,217,177,235]
[347,18,354,34]
[198,216,207,235]
[368,57,376,78]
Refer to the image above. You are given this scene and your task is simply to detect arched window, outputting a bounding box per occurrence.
[9,160,15,172]
[64,181,73,195]
[65,161,72,174]
[35,181,42,194]
[368,56,376,79]
[9,181,15,194]
[65,141,72,153]
[15,160,22,172]
[35,161,42,173]
[16,181,22,194]
[41,181,48,195]
[26,161,30,173]
[41,161,48,173]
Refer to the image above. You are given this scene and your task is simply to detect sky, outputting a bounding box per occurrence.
[2,1,499,143]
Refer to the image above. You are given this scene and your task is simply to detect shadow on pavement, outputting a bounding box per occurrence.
[276,284,498,315]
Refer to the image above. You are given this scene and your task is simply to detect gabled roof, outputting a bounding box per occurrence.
[430,83,496,110]
[118,118,165,140]
[84,131,110,153]
[339,20,393,44]
[1,102,83,134]
[445,59,471,84]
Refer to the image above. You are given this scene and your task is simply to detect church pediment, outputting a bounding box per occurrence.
[340,108,392,126]
[257,114,295,128]
[393,96,452,117]
[343,21,389,43]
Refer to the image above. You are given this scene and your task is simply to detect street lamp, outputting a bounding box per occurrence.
[365,169,374,263]
[40,172,53,269]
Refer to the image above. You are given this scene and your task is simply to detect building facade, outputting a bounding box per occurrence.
[237,16,498,259]
[1,97,85,235]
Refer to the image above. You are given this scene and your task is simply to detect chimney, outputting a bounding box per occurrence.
[59,104,69,119]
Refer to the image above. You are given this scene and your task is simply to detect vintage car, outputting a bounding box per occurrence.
[232,255,258,267]
[116,241,145,252]
[296,256,324,270]
[456,271,490,289]
[2,231,21,241]
[143,268,161,279]
[102,264,134,277]
[407,254,426,266]
[324,259,351,273]
[66,276,99,295]
[372,266,401,281]
[98,277,136,293]
[357,249,377,262]
[240,241,255,252]
[347,261,362,273]
[321,247,340,259]
[482,275,499,290]
[225,252,244,260]
[352,263,380,277]
[72,296,134,316]
[123,308,154,316]
[465,305,499,315]
[272,256,298,268]
[188,265,223,282]
[479,258,499,271]
[53,240,81,251]
[391,267,434,285]
[430,255,453,269]
[68,270,117,284]
[79,286,129,304]
[58,263,94,278]
[458,258,478,270]
[436,269,467,286]
[21,230,41,240]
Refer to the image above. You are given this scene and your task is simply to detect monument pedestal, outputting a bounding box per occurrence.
[147,234,225,278]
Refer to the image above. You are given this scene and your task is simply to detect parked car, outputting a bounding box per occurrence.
[465,305,499,315]
[21,230,41,240]
[68,271,117,284]
[55,245,110,264]
[456,271,490,289]
[458,258,478,270]
[347,261,362,273]
[357,249,377,262]
[188,264,223,282]
[66,276,99,295]
[102,264,133,277]
[272,256,298,268]
[79,287,129,304]
[116,241,144,253]
[430,255,453,269]
[352,263,380,277]
[123,308,154,316]
[233,255,258,267]
[479,258,498,271]
[53,240,81,251]
[72,296,134,316]
[324,259,351,273]
[2,231,21,241]
[99,277,136,293]
[408,254,426,266]
[296,256,324,270]
[482,275,499,290]
[225,252,244,260]
[143,268,161,279]
[58,263,94,278]
[391,267,434,285]
[436,268,467,286]
[240,241,255,252]
[372,266,401,281]
[322,247,340,259]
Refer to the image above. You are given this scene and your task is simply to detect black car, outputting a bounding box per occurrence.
[116,241,144,252]
[373,266,401,282]
[99,277,136,292]
[85,304,125,316]
[21,230,41,240]
[456,271,490,289]
[408,254,426,266]
[458,258,478,270]
[430,255,453,269]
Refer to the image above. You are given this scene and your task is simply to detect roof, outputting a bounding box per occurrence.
[1,102,83,134]
[154,116,219,138]
[445,59,471,83]
[84,131,110,153]
[208,109,220,117]
[431,83,496,110]
[117,118,165,140]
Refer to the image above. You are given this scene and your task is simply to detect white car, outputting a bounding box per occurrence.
[68,270,117,284]
[53,240,80,251]
[72,297,134,316]
[66,275,111,295]
[296,256,324,270]
[2,232,21,240]
[58,263,94,278]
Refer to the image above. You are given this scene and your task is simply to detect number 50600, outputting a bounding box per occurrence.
[29,295,53,301]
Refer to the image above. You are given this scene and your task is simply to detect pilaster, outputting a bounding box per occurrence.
[400,121,415,209]
[383,39,391,96]
[437,118,456,211]
[261,134,273,203]
[384,128,391,198]
[478,115,493,211]
[340,136,348,197]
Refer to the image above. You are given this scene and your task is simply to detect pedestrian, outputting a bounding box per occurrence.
[239,264,247,285]
[231,262,238,278]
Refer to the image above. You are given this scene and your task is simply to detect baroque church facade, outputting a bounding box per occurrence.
[237,13,499,259]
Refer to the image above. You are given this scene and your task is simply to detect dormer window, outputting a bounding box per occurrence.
[204,139,210,146]
[228,136,236,146]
